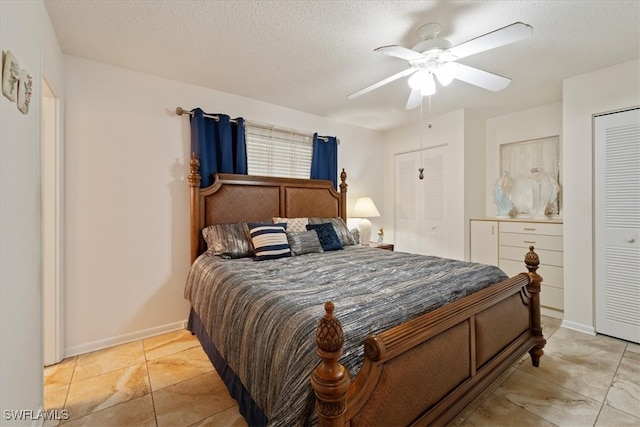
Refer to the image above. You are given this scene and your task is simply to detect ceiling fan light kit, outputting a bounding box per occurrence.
[420,74,436,96]
[435,62,457,86]
[348,22,533,109]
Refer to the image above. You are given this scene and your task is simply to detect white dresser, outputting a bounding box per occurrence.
[470,218,564,318]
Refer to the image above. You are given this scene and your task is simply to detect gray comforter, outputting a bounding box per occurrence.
[184,246,508,426]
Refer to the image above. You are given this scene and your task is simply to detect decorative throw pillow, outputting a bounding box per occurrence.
[202,222,253,259]
[306,223,343,251]
[286,230,323,256]
[248,223,291,261]
[309,217,355,246]
[273,217,309,233]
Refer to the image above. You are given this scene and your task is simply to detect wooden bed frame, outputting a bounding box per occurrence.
[188,153,546,426]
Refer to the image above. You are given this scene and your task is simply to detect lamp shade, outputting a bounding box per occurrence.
[352,197,380,218]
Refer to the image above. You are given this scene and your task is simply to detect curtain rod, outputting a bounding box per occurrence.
[175,107,332,142]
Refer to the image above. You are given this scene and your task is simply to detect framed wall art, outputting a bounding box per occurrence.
[499,135,561,216]
[2,50,20,102]
[16,71,33,115]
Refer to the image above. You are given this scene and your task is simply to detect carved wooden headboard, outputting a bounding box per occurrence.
[188,153,348,263]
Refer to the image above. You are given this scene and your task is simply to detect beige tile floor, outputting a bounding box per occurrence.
[44,316,640,426]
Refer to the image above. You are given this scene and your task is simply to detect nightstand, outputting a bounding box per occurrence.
[370,243,394,251]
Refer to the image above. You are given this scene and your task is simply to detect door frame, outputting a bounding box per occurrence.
[42,75,64,366]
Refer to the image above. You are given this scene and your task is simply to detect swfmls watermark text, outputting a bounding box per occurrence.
[3,409,69,421]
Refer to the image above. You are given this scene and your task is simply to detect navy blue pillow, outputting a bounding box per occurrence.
[306,223,343,251]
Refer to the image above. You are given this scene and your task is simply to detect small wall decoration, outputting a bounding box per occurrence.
[2,50,33,115]
[16,70,33,115]
[2,50,20,102]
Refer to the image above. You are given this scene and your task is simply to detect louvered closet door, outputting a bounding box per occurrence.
[394,147,447,256]
[395,151,420,254]
[420,146,446,256]
[595,108,640,343]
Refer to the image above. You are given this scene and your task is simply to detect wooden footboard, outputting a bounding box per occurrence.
[312,247,546,427]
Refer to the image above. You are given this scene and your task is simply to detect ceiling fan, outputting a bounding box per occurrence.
[347,22,533,110]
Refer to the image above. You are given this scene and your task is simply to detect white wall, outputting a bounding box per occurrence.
[463,113,487,259]
[485,102,563,216]
[562,59,640,333]
[1,0,64,421]
[63,56,384,354]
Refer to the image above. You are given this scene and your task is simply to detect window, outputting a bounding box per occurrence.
[245,124,313,179]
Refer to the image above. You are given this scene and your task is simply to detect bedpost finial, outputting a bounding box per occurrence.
[324,301,334,316]
[525,246,540,273]
[312,302,350,425]
[524,246,546,365]
[190,152,200,170]
[189,153,201,188]
[316,301,344,353]
[339,169,347,192]
[525,246,543,293]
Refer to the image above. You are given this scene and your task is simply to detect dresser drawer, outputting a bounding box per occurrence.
[499,259,563,288]
[499,245,563,267]
[499,232,563,251]
[540,285,564,310]
[499,222,563,236]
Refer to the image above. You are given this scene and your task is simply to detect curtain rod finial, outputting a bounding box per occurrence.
[176,106,185,116]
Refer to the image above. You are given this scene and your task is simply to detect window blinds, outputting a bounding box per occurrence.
[245,124,313,179]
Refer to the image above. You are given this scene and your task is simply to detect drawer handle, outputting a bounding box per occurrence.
[524,240,536,244]
[524,227,536,231]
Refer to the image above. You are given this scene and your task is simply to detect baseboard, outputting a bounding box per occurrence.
[64,319,188,357]
[560,319,596,335]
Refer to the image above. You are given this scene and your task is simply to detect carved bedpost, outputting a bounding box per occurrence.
[189,153,201,264]
[311,302,351,427]
[339,169,348,223]
[525,246,546,367]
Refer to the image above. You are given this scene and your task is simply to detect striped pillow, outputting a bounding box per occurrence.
[248,223,291,261]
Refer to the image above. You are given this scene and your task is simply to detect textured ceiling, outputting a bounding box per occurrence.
[44,1,640,131]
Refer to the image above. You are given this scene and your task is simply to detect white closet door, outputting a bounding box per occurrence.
[420,146,446,256]
[395,152,420,253]
[394,146,447,256]
[595,108,640,343]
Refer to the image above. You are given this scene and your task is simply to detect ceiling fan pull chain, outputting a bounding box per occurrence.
[418,96,434,180]
[419,97,424,179]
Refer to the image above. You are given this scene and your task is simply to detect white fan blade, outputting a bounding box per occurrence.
[374,45,425,62]
[405,89,422,110]
[454,63,511,92]
[448,22,532,60]
[347,67,417,99]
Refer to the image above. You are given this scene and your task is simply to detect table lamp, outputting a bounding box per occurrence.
[352,196,380,246]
